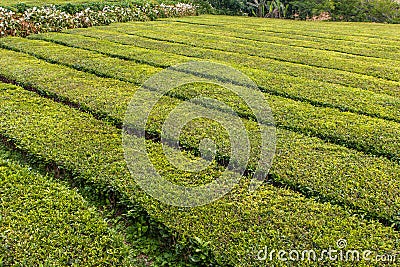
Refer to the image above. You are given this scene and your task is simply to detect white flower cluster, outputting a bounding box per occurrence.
[0,3,197,37]
[158,3,197,18]
[0,7,20,36]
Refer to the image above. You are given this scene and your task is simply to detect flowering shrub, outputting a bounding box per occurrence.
[0,7,37,36]
[158,3,197,17]
[0,3,197,37]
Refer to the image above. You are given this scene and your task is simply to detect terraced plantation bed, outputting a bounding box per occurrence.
[0,142,129,266]
[0,14,399,266]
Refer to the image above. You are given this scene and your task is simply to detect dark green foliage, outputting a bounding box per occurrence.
[333,0,400,22]
[12,2,29,13]
[246,0,291,18]
[206,0,247,14]
[332,0,365,21]
[203,0,400,22]
[290,0,334,18]
[184,0,215,14]
[366,0,400,23]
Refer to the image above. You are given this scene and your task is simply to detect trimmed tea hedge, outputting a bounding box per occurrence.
[0,82,399,266]
[87,22,400,97]
[0,143,129,266]
[137,20,400,61]
[0,36,162,85]
[173,15,400,46]
[0,45,399,162]
[107,25,400,82]
[0,49,399,227]
[112,21,400,64]
[27,31,400,122]
[77,25,400,97]
[30,31,188,67]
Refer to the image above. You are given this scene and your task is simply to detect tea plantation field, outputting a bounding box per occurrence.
[0,14,399,266]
